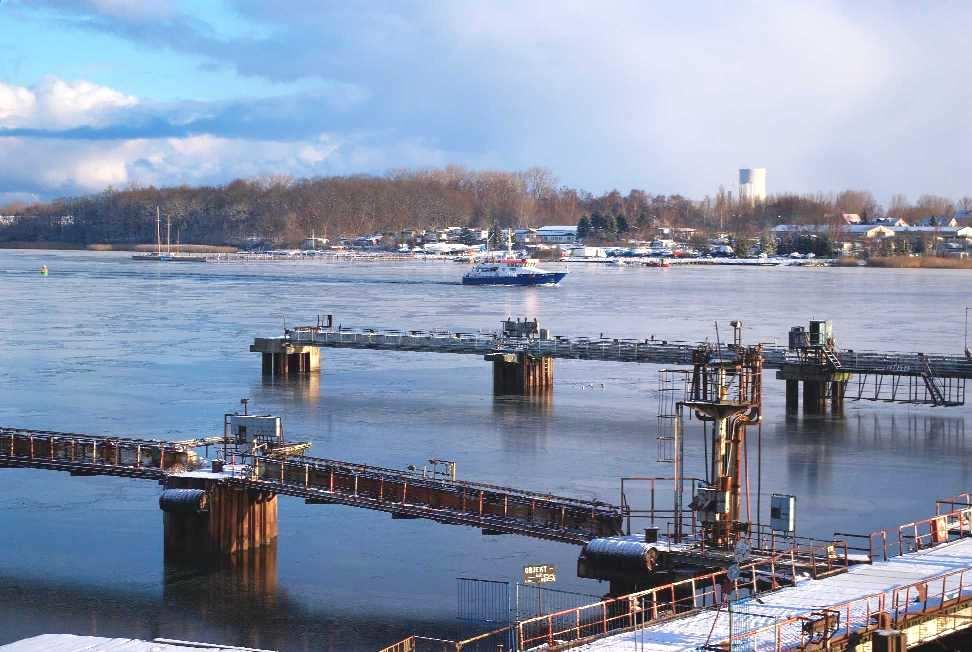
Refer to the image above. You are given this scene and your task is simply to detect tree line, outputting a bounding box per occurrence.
[0,167,968,246]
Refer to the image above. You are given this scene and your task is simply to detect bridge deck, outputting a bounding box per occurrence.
[576,536,972,651]
[0,428,620,545]
[275,326,972,378]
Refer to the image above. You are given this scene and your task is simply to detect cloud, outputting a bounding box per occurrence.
[0,131,451,197]
[0,77,137,130]
[10,1,972,200]
[0,71,454,198]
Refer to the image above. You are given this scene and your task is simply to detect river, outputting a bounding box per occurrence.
[0,250,969,650]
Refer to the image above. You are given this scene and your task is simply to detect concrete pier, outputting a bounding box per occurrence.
[486,352,554,395]
[251,338,320,377]
[161,476,278,557]
[778,365,851,415]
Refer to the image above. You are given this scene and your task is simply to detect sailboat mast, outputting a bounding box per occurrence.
[155,206,161,256]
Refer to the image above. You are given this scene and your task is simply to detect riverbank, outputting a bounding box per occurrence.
[87,243,237,253]
[834,256,972,269]
[867,255,972,269]
[0,241,86,250]
[0,241,237,253]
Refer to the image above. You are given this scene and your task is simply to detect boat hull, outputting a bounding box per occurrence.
[462,272,567,286]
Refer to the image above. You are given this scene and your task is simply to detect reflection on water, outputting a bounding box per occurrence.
[260,373,321,404]
[0,251,969,650]
[164,545,280,608]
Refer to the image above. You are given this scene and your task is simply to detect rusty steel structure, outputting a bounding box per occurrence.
[0,425,622,547]
[383,498,972,652]
[253,316,972,405]
[683,332,763,549]
[0,426,207,477]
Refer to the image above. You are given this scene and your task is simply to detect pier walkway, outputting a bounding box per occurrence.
[0,426,621,545]
[272,323,972,378]
[516,501,972,651]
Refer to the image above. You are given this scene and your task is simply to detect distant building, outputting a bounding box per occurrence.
[915,216,958,228]
[536,225,578,244]
[514,228,537,244]
[739,168,767,204]
[300,236,329,249]
[872,217,909,227]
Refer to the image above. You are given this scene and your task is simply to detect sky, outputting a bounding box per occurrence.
[0,0,969,204]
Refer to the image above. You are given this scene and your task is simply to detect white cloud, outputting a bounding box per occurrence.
[0,131,451,196]
[9,3,972,200]
[0,77,138,130]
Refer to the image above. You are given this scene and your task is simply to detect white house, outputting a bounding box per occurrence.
[536,225,578,244]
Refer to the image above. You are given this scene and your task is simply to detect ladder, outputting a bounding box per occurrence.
[921,357,947,406]
[823,348,842,369]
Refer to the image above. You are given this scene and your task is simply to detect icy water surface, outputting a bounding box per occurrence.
[0,250,969,650]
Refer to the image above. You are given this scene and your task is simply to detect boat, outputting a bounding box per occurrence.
[133,207,206,262]
[644,258,672,268]
[462,257,567,285]
[462,229,567,286]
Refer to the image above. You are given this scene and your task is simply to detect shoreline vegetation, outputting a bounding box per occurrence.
[863,255,972,269]
[0,242,968,269]
[834,256,972,269]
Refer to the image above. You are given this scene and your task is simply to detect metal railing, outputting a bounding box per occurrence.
[377,626,512,652]
[514,542,846,650]
[280,325,972,378]
[725,565,972,650]
[233,453,623,544]
[0,427,202,478]
[867,505,972,561]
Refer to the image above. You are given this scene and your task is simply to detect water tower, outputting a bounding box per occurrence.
[739,168,767,204]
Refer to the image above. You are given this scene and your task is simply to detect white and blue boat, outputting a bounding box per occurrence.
[462,256,567,286]
[462,228,567,286]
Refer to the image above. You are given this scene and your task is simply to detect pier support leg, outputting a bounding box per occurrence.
[785,380,799,414]
[487,353,554,395]
[162,479,278,558]
[831,380,846,414]
[872,630,906,652]
[803,381,827,414]
[251,339,321,378]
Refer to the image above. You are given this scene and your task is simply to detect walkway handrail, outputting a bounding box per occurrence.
[277,324,972,378]
[725,564,972,650]
[868,505,972,561]
[376,626,512,652]
[513,542,846,650]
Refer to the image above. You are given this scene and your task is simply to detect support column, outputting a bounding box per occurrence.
[162,478,278,558]
[251,339,322,378]
[486,352,554,395]
[872,630,906,652]
[785,380,799,414]
[306,347,320,371]
[803,381,826,414]
[831,380,846,414]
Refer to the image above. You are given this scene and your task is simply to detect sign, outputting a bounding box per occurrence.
[523,563,557,584]
[770,493,796,534]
